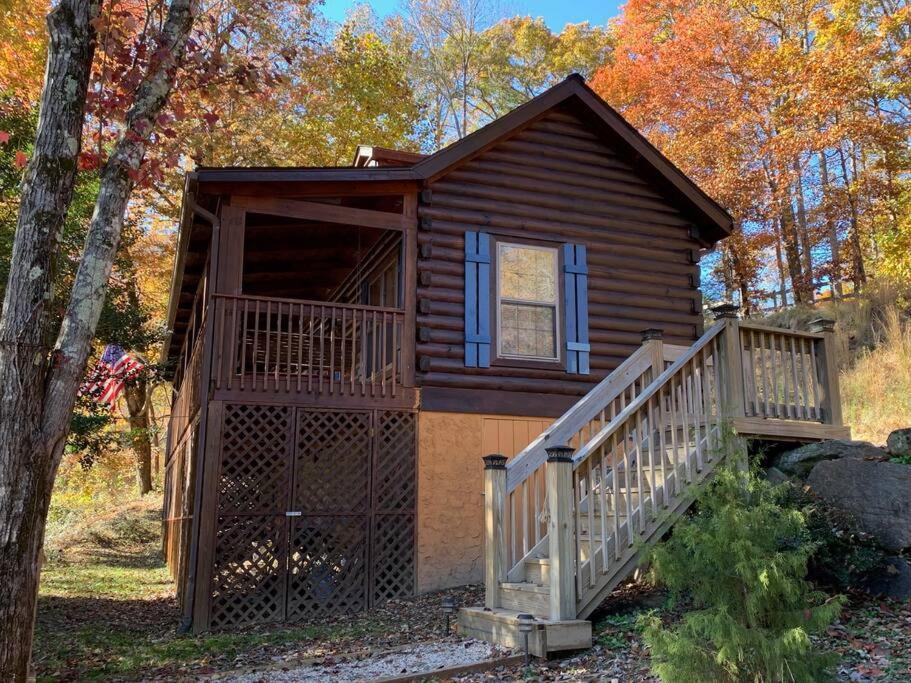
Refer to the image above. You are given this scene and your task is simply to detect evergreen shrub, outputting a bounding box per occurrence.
[641,465,845,683]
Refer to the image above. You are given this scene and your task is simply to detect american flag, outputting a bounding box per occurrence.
[80,344,145,410]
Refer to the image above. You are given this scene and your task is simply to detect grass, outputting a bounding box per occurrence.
[841,307,911,443]
[33,497,386,681]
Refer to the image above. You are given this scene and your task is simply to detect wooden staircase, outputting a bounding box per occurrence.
[458,314,849,655]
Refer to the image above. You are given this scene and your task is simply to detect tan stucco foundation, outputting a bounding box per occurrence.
[415,411,552,593]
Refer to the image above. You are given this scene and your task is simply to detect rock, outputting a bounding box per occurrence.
[887,428,911,457]
[860,556,911,601]
[763,466,790,484]
[807,458,911,552]
[776,440,886,478]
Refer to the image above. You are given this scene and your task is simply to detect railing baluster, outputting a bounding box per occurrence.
[215,297,225,390]
[391,313,398,397]
[252,299,260,390]
[598,446,608,574]
[297,303,304,392]
[657,385,669,506]
[381,311,388,397]
[340,308,347,396]
[788,336,801,419]
[622,420,634,546]
[228,297,237,390]
[610,432,621,560]
[522,479,531,555]
[329,306,336,395]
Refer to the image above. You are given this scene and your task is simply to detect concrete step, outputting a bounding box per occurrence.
[458,607,591,657]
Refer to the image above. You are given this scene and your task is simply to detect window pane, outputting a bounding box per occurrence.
[500,303,556,358]
[499,245,556,303]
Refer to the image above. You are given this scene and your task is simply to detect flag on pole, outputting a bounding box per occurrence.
[80,344,145,410]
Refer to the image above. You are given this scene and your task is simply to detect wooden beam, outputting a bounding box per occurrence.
[232,195,408,231]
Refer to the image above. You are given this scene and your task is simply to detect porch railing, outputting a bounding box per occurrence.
[210,293,410,398]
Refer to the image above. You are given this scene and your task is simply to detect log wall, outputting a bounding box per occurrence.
[416,104,706,404]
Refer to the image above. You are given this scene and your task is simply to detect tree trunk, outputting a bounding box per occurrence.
[0,0,196,677]
[837,143,867,290]
[0,2,99,678]
[793,157,814,302]
[774,217,788,307]
[780,198,811,304]
[124,378,153,495]
[818,151,843,298]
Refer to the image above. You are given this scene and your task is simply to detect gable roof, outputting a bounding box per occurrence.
[413,73,733,242]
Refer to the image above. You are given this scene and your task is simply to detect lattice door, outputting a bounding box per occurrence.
[288,409,372,618]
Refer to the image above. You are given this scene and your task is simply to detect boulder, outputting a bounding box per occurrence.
[807,458,911,552]
[776,440,885,479]
[887,428,911,458]
[860,556,911,601]
[763,466,790,485]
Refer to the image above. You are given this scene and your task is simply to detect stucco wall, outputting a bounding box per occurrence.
[416,411,552,592]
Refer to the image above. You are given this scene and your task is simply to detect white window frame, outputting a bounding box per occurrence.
[495,241,560,362]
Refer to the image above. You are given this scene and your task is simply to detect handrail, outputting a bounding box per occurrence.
[505,343,656,492]
[573,321,726,465]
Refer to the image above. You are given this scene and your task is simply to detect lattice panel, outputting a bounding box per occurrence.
[218,404,292,514]
[372,513,415,603]
[373,412,416,512]
[287,515,369,619]
[294,410,371,514]
[210,514,287,629]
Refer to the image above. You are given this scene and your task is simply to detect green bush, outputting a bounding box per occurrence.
[641,466,845,683]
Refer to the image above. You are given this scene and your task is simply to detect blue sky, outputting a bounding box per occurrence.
[318,0,623,30]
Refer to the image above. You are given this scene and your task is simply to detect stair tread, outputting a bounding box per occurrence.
[501,581,550,593]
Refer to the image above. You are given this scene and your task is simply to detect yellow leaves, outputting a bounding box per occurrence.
[0,0,49,105]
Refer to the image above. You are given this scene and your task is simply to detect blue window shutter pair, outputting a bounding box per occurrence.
[563,244,590,375]
[464,231,491,367]
[462,232,589,375]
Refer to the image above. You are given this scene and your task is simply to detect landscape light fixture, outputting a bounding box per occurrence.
[517,613,535,665]
[441,596,457,635]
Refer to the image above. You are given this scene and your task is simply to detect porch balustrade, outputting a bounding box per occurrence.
[209,293,412,399]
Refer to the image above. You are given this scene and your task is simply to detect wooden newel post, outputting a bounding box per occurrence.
[640,328,664,380]
[482,454,507,609]
[545,445,575,621]
[809,318,843,426]
[711,303,745,419]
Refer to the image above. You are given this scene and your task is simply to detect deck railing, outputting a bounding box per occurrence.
[210,294,410,398]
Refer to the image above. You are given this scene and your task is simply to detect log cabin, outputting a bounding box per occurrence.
[161,74,848,647]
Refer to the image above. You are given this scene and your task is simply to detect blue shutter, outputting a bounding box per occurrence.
[563,243,590,374]
[464,231,491,368]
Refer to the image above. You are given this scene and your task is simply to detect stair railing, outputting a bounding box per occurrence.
[482,314,845,620]
[499,334,665,584]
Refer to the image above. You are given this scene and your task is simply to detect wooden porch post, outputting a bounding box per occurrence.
[809,318,843,426]
[482,454,507,609]
[545,445,575,621]
[711,304,745,420]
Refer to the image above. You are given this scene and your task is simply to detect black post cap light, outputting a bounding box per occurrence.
[545,444,574,463]
[710,302,740,320]
[483,454,508,470]
[808,317,835,333]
